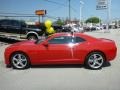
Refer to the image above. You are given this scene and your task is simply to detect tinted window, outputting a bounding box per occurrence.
[74,37,85,43]
[11,20,21,27]
[0,20,10,26]
[48,36,72,44]
[0,20,2,24]
[20,21,26,27]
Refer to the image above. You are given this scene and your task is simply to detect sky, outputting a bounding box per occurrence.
[0,0,120,22]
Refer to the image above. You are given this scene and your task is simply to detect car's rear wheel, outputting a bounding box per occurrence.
[10,52,30,69]
[85,52,105,70]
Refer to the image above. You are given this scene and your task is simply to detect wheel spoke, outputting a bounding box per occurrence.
[93,54,97,59]
[90,62,96,67]
[88,58,94,63]
[95,61,102,66]
[19,61,25,67]
[18,54,22,59]
[21,58,27,62]
[97,57,103,61]
[13,57,18,62]
[16,61,20,65]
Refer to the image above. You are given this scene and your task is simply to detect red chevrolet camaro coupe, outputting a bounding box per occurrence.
[4,33,117,70]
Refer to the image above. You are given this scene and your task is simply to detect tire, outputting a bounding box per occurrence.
[10,52,30,69]
[85,52,105,70]
[27,35,38,40]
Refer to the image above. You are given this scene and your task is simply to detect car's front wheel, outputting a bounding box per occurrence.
[10,52,30,69]
[85,52,105,70]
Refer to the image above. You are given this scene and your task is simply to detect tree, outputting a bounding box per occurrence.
[56,18,64,26]
[85,17,101,24]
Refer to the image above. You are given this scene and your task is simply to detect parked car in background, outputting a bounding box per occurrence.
[71,25,84,32]
[52,25,63,32]
[0,19,44,40]
[62,26,71,32]
[83,26,97,32]
[4,32,117,70]
[96,26,103,30]
[62,24,84,33]
[83,26,90,32]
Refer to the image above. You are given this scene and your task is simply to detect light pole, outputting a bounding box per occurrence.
[80,0,84,26]
[107,0,111,32]
[68,0,71,22]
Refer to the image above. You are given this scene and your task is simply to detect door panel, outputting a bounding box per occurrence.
[46,44,72,60]
[34,44,72,64]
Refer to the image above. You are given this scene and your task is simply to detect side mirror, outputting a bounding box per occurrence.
[43,41,49,47]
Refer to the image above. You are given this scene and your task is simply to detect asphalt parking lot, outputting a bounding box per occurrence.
[0,29,120,90]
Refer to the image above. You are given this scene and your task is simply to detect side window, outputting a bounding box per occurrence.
[21,22,26,28]
[11,20,21,27]
[48,36,72,44]
[74,37,85,43]
[1,20,9,26]
[0,20,2,26]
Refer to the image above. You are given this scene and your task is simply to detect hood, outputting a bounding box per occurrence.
[10,40,36,47]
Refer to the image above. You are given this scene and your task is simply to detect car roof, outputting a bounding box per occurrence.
[53,32,91,37]
[53,32,72,36]
[0,19,25,23]
[52,32,97,41]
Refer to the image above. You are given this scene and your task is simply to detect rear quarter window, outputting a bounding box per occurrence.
[74,37,86,43]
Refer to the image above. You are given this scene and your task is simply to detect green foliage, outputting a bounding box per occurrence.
[56,18,64,26]
[85,17,101,24]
